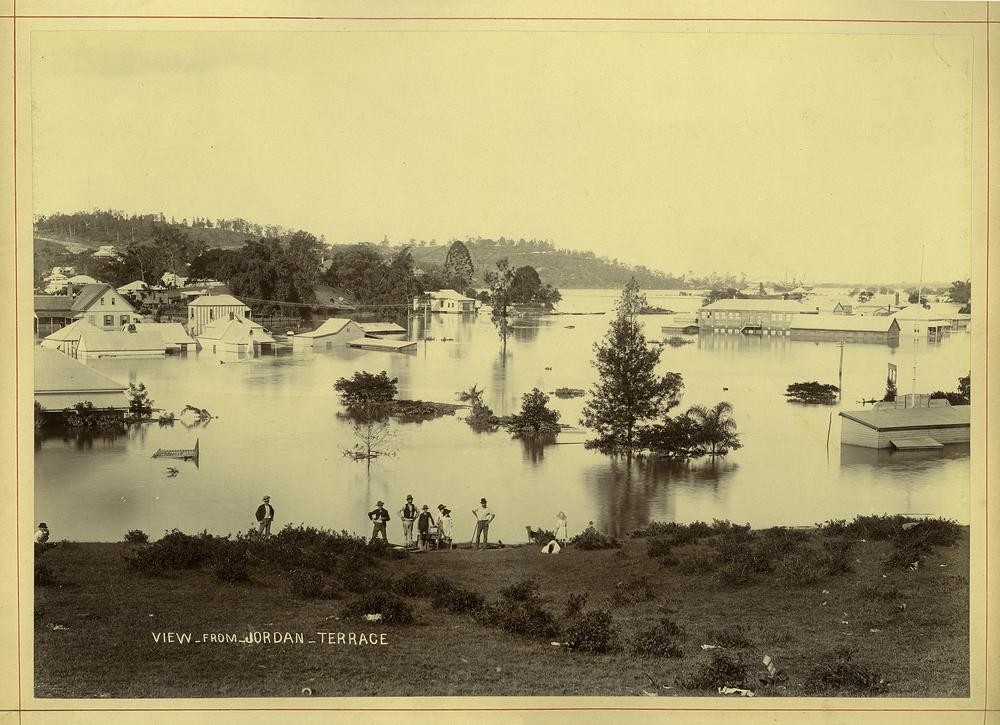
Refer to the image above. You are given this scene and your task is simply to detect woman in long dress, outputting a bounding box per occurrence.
[555,511,568,544]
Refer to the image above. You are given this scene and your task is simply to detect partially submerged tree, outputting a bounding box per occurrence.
[334,371,399,411]
[458,384,498,430]
[443,240,475,291]
[506,388,561,439]
[485,258,516,351]
[343,401,396,468]
[785,382,840,405]
[126,383,154,420]
[685,401,742,457]
[930,372,971,406]
[581,278,684,458]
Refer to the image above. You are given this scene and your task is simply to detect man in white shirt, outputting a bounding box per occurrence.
[471,498,495,550]
[255,496,275,537]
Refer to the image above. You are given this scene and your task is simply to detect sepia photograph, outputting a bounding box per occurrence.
[6,0,995,717]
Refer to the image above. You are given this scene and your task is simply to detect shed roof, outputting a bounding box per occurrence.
[78,330,166,353]
[41,319,103,343]
[34,348,127,394]
[70,283,116,312]
[790,315,900,332]
[701,299,807,313]
[198,317,275,345]
[132,323,197,345]
[839,405,970,431]
[297,318,356,338]
[358,321,406,334]
[187,294,249,308]
[34,295,74,314]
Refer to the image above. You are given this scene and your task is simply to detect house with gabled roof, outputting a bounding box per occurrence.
[291,318,365,351]
[34,348,129,413]
[197,316,275,356]
[70,283,143,331]
[39,319,103,355]
[187,294,252,336]
[697,298,809,335]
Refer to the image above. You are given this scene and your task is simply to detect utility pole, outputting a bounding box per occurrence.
[837,340,845,402]
[911,244,926,399]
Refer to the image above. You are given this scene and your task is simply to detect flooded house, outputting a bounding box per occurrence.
[697,298,809,335]
[291,318,365,351]
[76,329,169,359]
[34,283,142,337]
[186,294,252,336]
[839,398,971,449]
[413,289,478,313]
[39,319,103,355]
[34,348,128,415]
[357,321,407,336]
[131,323,198,354]
[789,314,901,345]
[197,316,275,356]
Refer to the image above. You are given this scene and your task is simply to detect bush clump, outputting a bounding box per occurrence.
[803,647,884,694]
[775,551,825,587]
[478,581,559,640]
[679,651,748,690]
[563,592,588,619]
[123,529,150,544]
[501,578,541,602]
[126,529,220,575]
[610,574,657,605]
[287,570,337,599]
[677,547,719,575]
[820,538,855,575]
[341,591,414,625]
[563,610,617,653]
[213,542,250,583]
[568,526,621,550]
[705,624,754,649]
[391,569,438,598]
[628,616,684,658]
[430,580,486,614]
[34,559,56,586]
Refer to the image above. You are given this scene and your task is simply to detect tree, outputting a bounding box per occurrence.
[333,370,399,411]
[636,415,700,460]
[580,278,684,458]
[443,240,475,290]
[126,383,154,420]
[958,372,970,402]
[485,258,516,351]
[883,375,897,402]
[930,372,971,406]
[948,279,971,305]
[785,382,839,405]
[509,265,542,303]
[506,388,561,438]
[702,287,744,306]
[685,401,742,456]
[342,401,396,469]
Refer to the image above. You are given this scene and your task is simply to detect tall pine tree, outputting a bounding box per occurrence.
[580,278,683,458]
[443,240,475,291]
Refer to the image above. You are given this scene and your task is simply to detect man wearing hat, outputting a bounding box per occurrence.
[471,498,495,550]
[416,505,436,551]
[368,501,391,544]
[255,496,275,538]
[34,522,50,545]
[399,495,418,548]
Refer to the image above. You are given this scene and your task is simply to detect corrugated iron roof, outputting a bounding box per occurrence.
[41,319,103,342]
[297,318,356,338]
[70,283,115,312]
[839,405,970,431]
[701,299,807,313]
[34,295,74,313]
[187,294,249,308]
[34,348,128,394]
[78,330,166,352]
[791,315,900,332]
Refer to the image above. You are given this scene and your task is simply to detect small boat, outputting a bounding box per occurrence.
[152,438,200,467]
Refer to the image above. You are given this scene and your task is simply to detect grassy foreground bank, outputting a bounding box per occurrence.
[34,518,969,698]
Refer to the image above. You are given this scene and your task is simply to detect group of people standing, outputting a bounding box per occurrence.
[367,496,496,550]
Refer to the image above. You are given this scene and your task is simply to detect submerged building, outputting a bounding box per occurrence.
[839,398,970,449]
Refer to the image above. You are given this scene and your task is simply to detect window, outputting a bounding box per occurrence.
[210,310,214,320]
[245,310,250,318]
[100,297,105,305]
[103,315,113,326]
[229,312,235,320]
[111,297,116,306]
[190,309,194,319]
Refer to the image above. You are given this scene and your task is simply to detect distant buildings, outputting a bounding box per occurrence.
[789,315,901,345]
[697,299,808,335]
[92,245,121,259]
[413,289,478,313]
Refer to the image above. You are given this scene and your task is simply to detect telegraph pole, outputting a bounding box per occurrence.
[837,340,845,402]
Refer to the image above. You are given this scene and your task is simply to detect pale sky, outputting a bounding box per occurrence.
[31,30,974,283]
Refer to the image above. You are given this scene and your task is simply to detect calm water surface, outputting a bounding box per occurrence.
[34,290,972,542]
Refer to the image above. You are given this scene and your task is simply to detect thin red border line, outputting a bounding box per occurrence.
[18,707,999,713]
[12,0,21,720]
[3,15,1000,22]
[10,10,991,718]
[984,7,991,724]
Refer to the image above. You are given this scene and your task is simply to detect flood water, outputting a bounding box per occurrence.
[34,290,972,543]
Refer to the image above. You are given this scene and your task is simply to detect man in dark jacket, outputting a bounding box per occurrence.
[368,500,390,544]
[255,496,275,538]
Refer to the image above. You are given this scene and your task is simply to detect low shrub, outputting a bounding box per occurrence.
[846,514,908,541]
[563,592,588,619]
[820,538,855,575]
[631,521,713,542]
[213,542,250,583]
[908,518,961,546]
[679,651,748,690]
[477,598,560,640]
[717,559,756,587]
[646,537,675,559]
[710,519,751,535]
[391,569,437,598]
[818,519,849,536]
[123,529,150,545]
[568,527,621,550]
[677,548,719,575]
[288,570,335,599]
[501,578,540,602]
[757,527,810,560]
[340,568,393,594]
[628,616,684,658]
[884,539,930,570]
[775,551,825,587]
[611,574,656,605]
[126,529,220,575]
[563,610,617,653]
[705,624,753,649]
[342,591,414,625]
[803,647,884,694]
[430,581,486,614]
